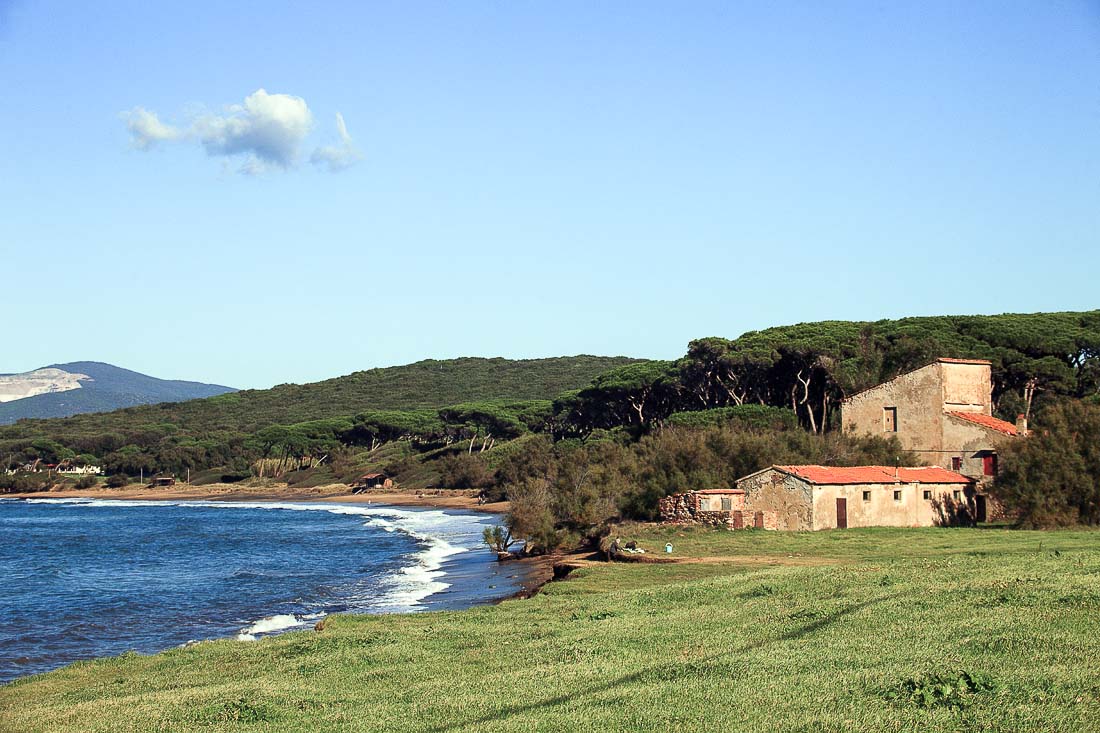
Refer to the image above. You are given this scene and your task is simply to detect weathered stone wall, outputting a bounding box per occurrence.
[658,492,699,523]
[939,362,993,412]
[738,470,814,531]
[841,361,1005,473]
[941,414,1012,478]
[841,362,945,455]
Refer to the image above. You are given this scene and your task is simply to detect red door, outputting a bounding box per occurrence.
[983,454,998,476]
[836,498,848,529]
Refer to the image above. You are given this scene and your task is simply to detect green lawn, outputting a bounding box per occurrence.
[3,527,1099,732]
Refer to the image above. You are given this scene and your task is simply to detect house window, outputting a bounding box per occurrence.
[883,407,898,432]
[953,490,962,501]
[951,457,962,472]
[893,490,902,502]
[862,490,871,502]
[923,490,932,500]
[720,497,732,511]
[983,454,998,476]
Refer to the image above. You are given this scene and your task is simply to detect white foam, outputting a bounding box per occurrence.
[236,613,303,640]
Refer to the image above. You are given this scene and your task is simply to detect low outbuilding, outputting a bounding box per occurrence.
[660,465,982,531]
[736,465,979,530]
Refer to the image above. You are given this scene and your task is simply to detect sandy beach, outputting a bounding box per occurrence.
[4,482,510,514]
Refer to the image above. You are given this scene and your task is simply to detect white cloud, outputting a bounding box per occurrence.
[194,89,313,170]
[310,112,363,172]
[124,107,183,149]
[124,89,356,175]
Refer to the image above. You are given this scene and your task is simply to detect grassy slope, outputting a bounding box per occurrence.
[0,356,642,441]
[3,527,1099,732]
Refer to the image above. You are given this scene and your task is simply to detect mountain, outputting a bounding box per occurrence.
[0,356,643,438]
[0,362,237,425]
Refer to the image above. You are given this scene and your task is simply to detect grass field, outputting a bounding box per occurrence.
[3,526,1099,732]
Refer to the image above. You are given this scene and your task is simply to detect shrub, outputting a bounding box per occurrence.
[991,400,1100,527]
[885,670,997,709]
[74,475,97,490]
[437,453,495,490]
[482,525,514,553]
[105,474,128,488]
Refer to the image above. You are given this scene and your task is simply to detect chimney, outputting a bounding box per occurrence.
[1016,414,1028,435]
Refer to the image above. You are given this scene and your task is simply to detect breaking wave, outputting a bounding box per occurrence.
[20,497,493,622]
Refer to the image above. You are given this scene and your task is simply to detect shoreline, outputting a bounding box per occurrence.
[2,482,562,607]
[2,482,511,513]
[0,486,567,683]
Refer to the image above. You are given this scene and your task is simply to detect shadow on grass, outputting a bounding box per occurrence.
[430,591,901,732]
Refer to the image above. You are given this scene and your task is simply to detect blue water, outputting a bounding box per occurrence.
[0,498,525,683]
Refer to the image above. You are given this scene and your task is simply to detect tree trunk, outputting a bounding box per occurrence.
[796,369,818,434]
[1023,377,1039,420]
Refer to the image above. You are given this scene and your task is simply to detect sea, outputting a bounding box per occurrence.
[0,497,526,684]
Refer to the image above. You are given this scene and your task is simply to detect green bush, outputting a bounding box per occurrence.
[885,670,997,709]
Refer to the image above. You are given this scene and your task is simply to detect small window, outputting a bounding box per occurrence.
[883,407,898,432]
[862,490,871,502]
[923,490,932,500]
[953,490,962,501]
[893,490,902,502]
[720,497,732,511]
[951,457,962,472]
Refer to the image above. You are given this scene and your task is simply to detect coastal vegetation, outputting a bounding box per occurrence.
[3,311,1098,533]
[3,527,1098,731]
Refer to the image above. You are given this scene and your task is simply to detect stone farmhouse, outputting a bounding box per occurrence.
[659,465,978,531]
[840,357,1024,481]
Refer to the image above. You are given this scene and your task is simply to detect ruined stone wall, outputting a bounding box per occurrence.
[658,492,776,530]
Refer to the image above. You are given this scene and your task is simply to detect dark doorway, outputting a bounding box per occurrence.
[836,498,848,529]
[732,511,744,529]
[754,511,764,529]
[976,495,987,523]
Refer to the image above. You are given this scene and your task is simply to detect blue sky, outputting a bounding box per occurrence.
[2,1,1097,389]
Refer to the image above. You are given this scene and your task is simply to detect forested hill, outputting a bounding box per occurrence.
[0,355,643,446]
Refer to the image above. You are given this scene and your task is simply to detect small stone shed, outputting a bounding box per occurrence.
[736,465,979,531]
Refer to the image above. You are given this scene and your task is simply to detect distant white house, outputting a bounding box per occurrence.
[57,464,103,476]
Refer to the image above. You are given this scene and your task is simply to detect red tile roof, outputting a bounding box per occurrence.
[938,357,992,365]
[773,465,973,485]
[946,411,1018,436]
[694,488,745,495]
